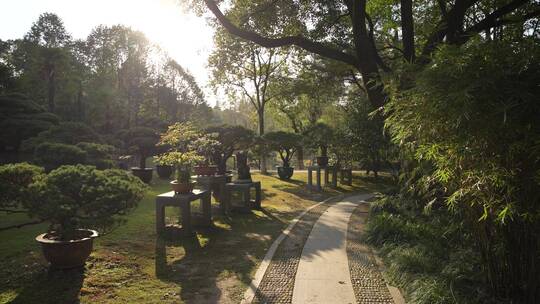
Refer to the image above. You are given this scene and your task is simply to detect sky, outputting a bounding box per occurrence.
[0,0,218,105]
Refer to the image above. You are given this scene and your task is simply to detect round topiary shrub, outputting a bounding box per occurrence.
[0,162,44,212]
[26,165,147,238]
[33,142,87,172]
[76,142,116,170]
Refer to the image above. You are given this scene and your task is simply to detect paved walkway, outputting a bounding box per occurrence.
[292,197,362,304]
[244,193,404,304]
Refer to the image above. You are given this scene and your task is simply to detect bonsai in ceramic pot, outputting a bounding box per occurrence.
[264,131,302,180]
[156,122,203,194]
[157,151,202,194]
[192,133,221,176]
[0,164,147,269]
[204,125,255,176]
[155,158,174,179]
[118,127,159,183]
[304,122,334,167]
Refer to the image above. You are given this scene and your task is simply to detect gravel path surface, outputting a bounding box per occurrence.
[347,202,395,304]
[252,200,335,304]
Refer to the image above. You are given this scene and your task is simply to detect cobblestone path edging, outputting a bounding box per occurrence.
[250,196,341,304]
[347,202,396,304]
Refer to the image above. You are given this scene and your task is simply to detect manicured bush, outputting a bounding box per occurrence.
[33,142,87,171]
[76,142,116,169]
[21,122,102,152]
[0,162,44,211]
[0,93,59,152]
[26,165,147,239]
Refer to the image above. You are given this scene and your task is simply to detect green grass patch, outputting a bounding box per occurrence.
[0,171,391,303]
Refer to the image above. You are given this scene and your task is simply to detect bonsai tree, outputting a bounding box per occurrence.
[156,122,203,192]
[303,122,334,166]
[192,133,221,166]
[191,132,221,175]
[117,127,159,183]
[0,164,147,268]
[264,131,302,179]
[26,165,147,239]
[205,125,255,175]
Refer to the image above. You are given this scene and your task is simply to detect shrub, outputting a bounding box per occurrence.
[26,165,147,239]
[76,142,116,169]
[0,162,44,211]
[0,93,59,151]
[21,122,102,152]
[33,142,87,171]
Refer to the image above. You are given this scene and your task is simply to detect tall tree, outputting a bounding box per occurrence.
[22,13,72,113]
[209,28,287,173]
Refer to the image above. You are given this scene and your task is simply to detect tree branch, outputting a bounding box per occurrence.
[464,1,536,36]
[204,0,359,67]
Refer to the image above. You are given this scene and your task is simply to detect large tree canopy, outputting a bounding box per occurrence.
[194,0,540,108]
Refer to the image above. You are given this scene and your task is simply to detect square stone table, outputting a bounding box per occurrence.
[223,181,262,212]
[194,174,228,212]
[155,189,211,236]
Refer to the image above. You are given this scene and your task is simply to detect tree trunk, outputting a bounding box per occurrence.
[297,146,304,169]
[401,0,415,62]
[76,81,83,120]
[258,110,268,174]
[47,68,56,113]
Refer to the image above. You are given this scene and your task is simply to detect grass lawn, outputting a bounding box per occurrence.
[0,171,392,304]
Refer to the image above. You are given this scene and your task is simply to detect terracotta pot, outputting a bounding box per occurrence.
[316,156,328,167]
[171,180,195,194]
[36,229,98,269]
[193,165,217,176]
[155,165,173,179]
[277,166,294,180]
[131,167,153,183]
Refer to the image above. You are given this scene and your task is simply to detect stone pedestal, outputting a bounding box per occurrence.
[308,166,338,190]
[194,175,227,212]
[223,181,262,212]
[340,168,353,186]
[155,189,211,237]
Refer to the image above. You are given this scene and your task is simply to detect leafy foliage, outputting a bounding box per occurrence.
[384,39,540,301]
[156,122,204,182]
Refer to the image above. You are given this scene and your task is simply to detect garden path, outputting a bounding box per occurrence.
[244,193,405,304]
